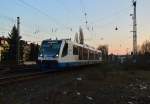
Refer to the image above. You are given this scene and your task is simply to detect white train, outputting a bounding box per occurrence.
[37,39,102,69]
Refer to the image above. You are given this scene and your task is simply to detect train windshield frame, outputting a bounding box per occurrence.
[40,40,62,56]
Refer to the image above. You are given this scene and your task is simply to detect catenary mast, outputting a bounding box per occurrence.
[132,0,137,55]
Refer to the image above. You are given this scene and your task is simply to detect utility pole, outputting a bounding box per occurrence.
[131,0,137,55]
[17,17,20,64]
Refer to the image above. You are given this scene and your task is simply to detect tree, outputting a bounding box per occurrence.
[29,43,39,61]
[97,45,108,62]
[20,40,27,62]
[7,25,21,64]
[74,32,79,43]
[79,27,84,44]
[140,40,150,55]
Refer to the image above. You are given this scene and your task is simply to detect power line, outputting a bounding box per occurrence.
[17,0,64,27]
[17,0,75,36]
[79,0,98,39]
[94,9,129,29]
[79,0,94,36]
[97,7,129,23]
[0,14,34,35]
[17,0,51,18]
[0,15,36,38]
[80,0,86,15]
[0,11,41,36]
[55,0,73,17]
[55,0,78,32]
[0,15,48,41]
[0,26,11,31]
[0,15,15,23]
[80,0,89,27]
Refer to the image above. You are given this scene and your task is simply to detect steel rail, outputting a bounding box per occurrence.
[0,70,51,85]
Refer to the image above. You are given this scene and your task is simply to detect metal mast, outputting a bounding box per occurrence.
[132,0,137,55]
[17,17,20,64]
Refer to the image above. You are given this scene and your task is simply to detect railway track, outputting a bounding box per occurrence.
[0,65,97,85]
[0,64,38,75]
[0,70,51,85]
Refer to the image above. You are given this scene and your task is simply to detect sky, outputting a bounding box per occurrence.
[0,0,150,55]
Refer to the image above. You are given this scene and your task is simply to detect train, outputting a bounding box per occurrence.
[37,39,102,69]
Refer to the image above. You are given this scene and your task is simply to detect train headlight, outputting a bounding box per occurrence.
[55,54,59,57]
[40,54,43,57]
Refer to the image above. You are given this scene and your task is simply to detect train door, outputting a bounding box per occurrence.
[68,41,73,56]
[61,42,68,57]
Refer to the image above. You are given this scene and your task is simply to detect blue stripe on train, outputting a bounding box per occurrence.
[38,62,80,70]
[58,62,80,67]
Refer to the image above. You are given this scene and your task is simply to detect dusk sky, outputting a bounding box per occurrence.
[0,0,150,54]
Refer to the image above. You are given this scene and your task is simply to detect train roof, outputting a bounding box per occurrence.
[43,38,71,41]
[42,39,101,53]
[73,42,101,53]
[64,39,101,53]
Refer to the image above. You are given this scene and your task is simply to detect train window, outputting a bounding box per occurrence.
[79,47,83,60]
[73,46,78,55]
[83,48,88,60]
[40,41,61,56]
[89,51,94,60]
[62,43,68,57]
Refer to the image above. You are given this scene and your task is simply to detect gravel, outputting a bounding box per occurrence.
[0,65,150,104]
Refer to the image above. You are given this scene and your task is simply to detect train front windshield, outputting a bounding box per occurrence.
[40,41,62,56]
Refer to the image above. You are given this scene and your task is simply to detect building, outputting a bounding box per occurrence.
[0,37,9,62]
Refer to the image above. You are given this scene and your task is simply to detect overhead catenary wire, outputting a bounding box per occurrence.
[79,0,97,39]
[0,15,15,23]
[55,0,77,32]
[0,14,36,36]
[0,3,57,40]
[0,13,34,40]
[79,0,88,27]
[93,9,129,31]
[79,0,87,18]
[17,0,71,31]
[94,7,129,28]
[55,0,73,18]
[80,4,130,49]
[0,16,42,42]
[80,2,130,33]
[0,16,37,38]
[0,14,16,31]
[16,0,77,40]
[0,1,134,46]
[16,0,90,38]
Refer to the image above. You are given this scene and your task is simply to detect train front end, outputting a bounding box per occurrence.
[37,40,62,69]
